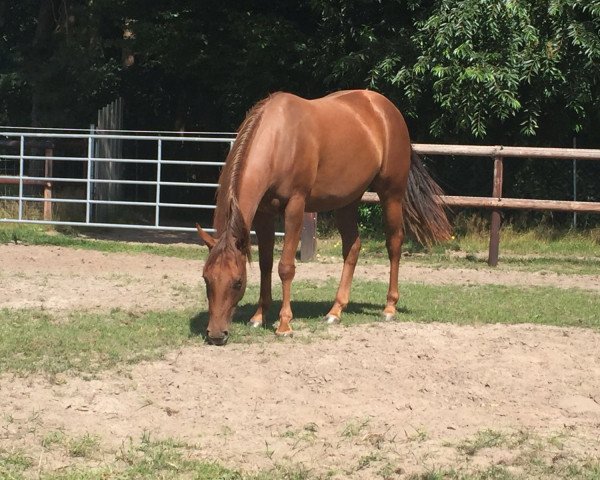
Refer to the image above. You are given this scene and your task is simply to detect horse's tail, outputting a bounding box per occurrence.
[403,148,452,246]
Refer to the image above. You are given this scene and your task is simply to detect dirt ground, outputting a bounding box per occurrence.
[1,244,599,312]
[1,243,600,477]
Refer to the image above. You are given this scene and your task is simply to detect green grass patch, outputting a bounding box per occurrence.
[402,251,600,276]
[66,434,101,459]
[27,434,312,480]
[0,308,200,375]
[0,223,206,260]
[455,226,600,257]
[2,223,599,275]
[5,429,600,479]
[456,429,507,456]
[1,280,598,375]
[416,428,600,480]
[318,224,600,275]
[318,225,600,259]
[290,280,600,329]
[0,450,33,479]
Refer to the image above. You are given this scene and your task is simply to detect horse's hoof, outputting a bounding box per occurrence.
[275,329,294,337]
[380,313,396,322]
[323,314,341,325]
[248,319,262,328]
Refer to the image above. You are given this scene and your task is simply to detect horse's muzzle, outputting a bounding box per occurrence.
[206,331,229,346]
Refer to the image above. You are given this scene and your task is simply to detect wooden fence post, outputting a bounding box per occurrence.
[43,145,53,221]
[488,155,504,266]
[300,212,317,262]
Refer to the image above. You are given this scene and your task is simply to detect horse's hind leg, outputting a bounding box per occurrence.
[324,202,361,324]
[379,193,405,321]
[249,211,275,328]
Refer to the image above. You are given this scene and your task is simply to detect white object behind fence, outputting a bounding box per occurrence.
[93,98,124,223]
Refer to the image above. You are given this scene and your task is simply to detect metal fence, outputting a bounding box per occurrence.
[0,130,236,234]
[2,130,600,265]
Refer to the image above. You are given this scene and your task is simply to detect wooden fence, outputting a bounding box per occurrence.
[301,144,600,266]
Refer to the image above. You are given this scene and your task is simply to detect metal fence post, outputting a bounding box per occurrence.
[155,138,162,227]
[86,132,94,224]
[573,137,577,229]
[18,135,24,220]
[488,154,504,266]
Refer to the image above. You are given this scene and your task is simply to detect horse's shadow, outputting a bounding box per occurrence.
[189,301,410,339]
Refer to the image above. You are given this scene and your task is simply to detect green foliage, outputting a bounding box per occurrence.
[1,1,599,227]
[358,204,383,236]
[380,0,600,142]
[2,0,599,141]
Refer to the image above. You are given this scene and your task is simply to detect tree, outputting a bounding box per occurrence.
[381,0,600,144]
[0,1,36,125]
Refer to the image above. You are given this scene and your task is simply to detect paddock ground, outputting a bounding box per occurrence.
[1,244,599,478]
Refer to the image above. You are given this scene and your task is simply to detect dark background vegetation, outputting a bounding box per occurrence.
[1,0,599,227]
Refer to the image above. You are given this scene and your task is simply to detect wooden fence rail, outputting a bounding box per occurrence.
[301,144,600,266]
[362,193,600,213]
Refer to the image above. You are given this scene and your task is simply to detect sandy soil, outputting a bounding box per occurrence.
[1,244,599,312]
[1,244,599,477]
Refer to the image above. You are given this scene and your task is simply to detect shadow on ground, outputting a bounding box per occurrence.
[80,228,199,245]
[189,301,411,340]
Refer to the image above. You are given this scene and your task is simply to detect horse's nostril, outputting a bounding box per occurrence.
[206,329,229,345]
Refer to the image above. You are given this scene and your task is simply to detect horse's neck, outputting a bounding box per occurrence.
[214,167,269,236]
[215,120,274,235]
[236,168,269,229]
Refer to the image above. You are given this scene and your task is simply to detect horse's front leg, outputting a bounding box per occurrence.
[276,195,306,336]
[249,211,275,327]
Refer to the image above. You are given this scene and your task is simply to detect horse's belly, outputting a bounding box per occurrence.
[305,163,377,212]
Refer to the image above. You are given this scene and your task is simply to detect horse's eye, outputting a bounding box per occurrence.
[232,279,243,290]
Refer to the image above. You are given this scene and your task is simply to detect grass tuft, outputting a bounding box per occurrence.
[457,429,506,456]
[0,450,32,478]
[67,434,101,459]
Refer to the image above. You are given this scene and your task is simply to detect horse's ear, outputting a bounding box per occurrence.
[235,235,248,253]
[234,230,252,262]
[195,224,216,249]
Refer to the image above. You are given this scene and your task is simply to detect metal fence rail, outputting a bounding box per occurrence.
[2,130,599,265]
[0,130,235,233]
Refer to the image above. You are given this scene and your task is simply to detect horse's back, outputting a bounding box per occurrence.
[259,90,412,211]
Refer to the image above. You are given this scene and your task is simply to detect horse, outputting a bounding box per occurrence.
[196,90,450,345]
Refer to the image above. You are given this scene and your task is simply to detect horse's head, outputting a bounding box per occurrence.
[196,224,248,346]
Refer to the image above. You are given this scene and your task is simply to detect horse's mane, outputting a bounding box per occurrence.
[210,94,274,262]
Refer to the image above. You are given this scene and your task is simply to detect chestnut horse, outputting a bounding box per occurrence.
[196,90,450,345]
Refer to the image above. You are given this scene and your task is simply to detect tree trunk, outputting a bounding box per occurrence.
[30,0,57,127]
[0,1,7,30]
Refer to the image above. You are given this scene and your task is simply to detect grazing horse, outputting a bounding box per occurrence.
[196,90,450,345]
